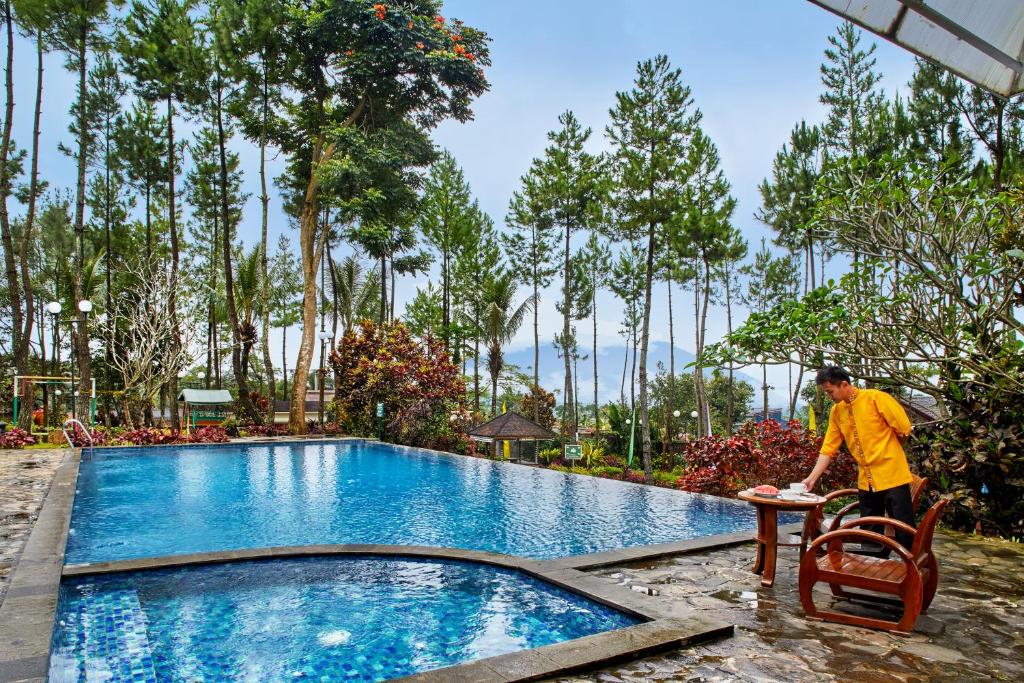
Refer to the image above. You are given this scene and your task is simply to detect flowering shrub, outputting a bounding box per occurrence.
[0,428,36,449]
[330,321,467,450]
[676,420,856,497]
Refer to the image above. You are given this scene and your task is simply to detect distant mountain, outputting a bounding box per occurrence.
[498,340,768,404]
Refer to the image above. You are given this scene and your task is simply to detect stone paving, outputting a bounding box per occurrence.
[2,445,1022,682]
[550,530,1024,682]
[0,448,65,606]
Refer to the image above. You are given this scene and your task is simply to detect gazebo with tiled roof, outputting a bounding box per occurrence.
[468,411,558,463]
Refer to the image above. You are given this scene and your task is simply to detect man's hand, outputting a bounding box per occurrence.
[801,475,817,492]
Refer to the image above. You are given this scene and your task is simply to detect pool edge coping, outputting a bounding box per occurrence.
[0,447,80,683]
[59,543,737,683]
[0,438,805,683]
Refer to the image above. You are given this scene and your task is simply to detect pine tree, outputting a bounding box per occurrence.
[219,0,291,418]
[120,0,210,428]
[504,160,558,421]
[820,22,883,160]
[607,55,700,480]
[419,151,474,356]
[535,110,605,436]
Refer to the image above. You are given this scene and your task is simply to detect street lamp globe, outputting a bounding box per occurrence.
[690,410,699,419]
[54,389,62,396]
[77,299,93,313]
[672,409,680,418]
[46,301,62,315]
[197,371,206,380]
[318,329,329,341]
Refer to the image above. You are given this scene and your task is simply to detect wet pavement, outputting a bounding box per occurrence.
[1,446,1022,681]
[0,448,65,606]
[549,529,1024,682]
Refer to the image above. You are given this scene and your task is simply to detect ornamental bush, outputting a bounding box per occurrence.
[0,428,35,449]
[676,420,856,497]
[330,321,467,450]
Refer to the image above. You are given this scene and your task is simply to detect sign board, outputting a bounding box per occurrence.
[564,444,583,461]
[375,402,384,418]
[190,407,227,427]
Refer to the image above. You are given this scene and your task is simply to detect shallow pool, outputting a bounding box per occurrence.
[67,440,785,564]
[49,556,639,682]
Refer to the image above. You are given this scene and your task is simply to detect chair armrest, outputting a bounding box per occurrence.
[827,500,862,532]
[807,527,915,563]
[836,516,917,538]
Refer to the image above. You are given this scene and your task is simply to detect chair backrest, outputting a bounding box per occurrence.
[910,474,928,509]
[910,497,948,558]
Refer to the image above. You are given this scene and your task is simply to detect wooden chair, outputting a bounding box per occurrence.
[801,474,928,554]
[798,497,948,633]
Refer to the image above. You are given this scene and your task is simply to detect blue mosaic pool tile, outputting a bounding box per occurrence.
[50,557,638,682]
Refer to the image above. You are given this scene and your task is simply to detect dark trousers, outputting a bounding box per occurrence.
[858,483,915,555]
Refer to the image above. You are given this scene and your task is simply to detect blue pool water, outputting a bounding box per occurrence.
[67,440,786,564]
[49,556,639,682]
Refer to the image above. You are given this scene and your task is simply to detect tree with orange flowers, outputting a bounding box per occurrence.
[263,0,490,434]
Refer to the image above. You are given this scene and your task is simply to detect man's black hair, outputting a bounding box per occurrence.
[815,366,851,385]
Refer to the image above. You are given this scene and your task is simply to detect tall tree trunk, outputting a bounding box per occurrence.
[288,124,338,433]
[215,81,258,423]
[762,363,769,424]
[259,68,275,422]
[725,263,735,434]
[378,254,387,325]
[561,223,575,435]
[473,314,480,414]
[638,223,655,481]
[532,255,540,422]
[0,3,20,403]
[73,26,92,424]
[692,265,701,437]
[389,257,395,320]
[102,47,113,429]
[281,324,289,400]
[620,332,628,407]
[592,268,599,439]
[698,258,713,434]
[665,274,675,449]
[207,207,218,389]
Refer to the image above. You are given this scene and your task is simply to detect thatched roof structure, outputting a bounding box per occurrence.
[468,411,557,441]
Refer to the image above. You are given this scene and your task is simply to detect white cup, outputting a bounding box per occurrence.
[789,482,807,494]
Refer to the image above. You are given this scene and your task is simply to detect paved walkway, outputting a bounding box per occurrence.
[2,446,1021,681]
[550,530,1024,682]
[0,448,65,606]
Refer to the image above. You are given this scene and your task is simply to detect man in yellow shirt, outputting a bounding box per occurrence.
[802,366,915,551]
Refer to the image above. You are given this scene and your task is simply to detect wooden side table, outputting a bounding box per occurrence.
[737,489,827,588]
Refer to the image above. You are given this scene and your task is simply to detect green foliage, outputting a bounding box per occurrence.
[591,466,623,479]
[537,446,561,465]
[330,320,466,451]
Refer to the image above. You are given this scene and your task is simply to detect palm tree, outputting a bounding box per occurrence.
[233,246,261,381]
[332,254,380,335]
[480,267,535,416]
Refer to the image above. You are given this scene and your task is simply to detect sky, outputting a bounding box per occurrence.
[9,0,920,408]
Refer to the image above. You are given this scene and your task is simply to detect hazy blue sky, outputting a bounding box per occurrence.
[11,1,920,406]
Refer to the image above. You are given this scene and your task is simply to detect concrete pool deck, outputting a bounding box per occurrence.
[1,444,1021,682]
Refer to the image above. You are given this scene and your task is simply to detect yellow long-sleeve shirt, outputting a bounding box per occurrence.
[820,388,913,492]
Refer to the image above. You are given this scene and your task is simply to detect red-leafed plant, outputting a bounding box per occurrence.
[242,423,289,437]
[188,427,230,443]
[0,428,36,449]
[67,425,109,447]
[330,321,467,450]
[676,420,856,497]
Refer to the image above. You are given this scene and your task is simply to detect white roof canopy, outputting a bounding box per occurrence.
[809,0,1024,97]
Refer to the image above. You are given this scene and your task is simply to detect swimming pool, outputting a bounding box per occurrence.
[67,440,778,564]
[50,556,639,682]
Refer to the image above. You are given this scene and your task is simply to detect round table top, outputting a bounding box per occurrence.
[737,489,826,509]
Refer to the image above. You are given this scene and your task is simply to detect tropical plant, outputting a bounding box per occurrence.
[478,267,535,416]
